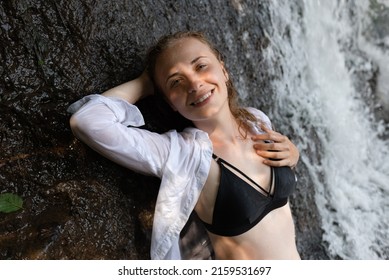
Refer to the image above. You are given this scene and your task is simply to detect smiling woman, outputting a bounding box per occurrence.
[68,31,300,260]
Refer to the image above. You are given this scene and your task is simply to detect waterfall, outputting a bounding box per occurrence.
[264,0,389,259]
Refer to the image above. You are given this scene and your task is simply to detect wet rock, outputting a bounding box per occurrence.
[0,0,328,259]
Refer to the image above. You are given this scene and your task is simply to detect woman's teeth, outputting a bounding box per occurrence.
[192,91,212,106]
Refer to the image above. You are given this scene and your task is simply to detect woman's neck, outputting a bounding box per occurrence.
[194,110,243,147]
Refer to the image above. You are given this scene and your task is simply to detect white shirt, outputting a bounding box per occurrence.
[67,94,271,260]
[68,95,213,260]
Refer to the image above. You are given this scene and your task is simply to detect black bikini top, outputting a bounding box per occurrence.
[201,155,297,237]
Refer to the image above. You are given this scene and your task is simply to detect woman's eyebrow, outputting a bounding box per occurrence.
[190,56,207,64]
[165,56,208,83]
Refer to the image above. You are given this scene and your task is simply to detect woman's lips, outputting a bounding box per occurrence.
[190,90,214,106]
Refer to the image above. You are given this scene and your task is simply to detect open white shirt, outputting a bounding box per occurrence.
[67,94,271,260]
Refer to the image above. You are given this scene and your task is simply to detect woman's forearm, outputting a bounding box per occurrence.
[102,71,154,103]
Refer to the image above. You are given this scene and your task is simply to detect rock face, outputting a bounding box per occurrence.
[0,0,328,259]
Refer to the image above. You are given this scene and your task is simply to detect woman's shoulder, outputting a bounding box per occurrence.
[245,107,272,129]
[180,127,211,143]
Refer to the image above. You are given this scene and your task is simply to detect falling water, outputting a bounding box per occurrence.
[264,0,389,259]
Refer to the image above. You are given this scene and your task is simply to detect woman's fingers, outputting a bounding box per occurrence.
[252,139,290,153]
[255,149,289,159]
[251,125,299,168]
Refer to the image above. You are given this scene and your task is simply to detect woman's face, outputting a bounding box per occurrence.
[154,37,229,123]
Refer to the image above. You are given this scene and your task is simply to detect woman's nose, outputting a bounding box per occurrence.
[187,75,202,94]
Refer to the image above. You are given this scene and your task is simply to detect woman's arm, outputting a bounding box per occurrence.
[102,71,154,103]
[68,70,171,177]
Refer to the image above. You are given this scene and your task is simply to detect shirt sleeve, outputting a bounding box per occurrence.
[68,94,170,177]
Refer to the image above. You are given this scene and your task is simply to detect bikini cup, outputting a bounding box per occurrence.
[201,156,297,236]
[274,166,297,198]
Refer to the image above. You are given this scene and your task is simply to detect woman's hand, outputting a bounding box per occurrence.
[102,71,154,103]
[251,125,299,168]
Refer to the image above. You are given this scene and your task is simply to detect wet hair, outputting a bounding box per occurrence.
[146,31,257,137]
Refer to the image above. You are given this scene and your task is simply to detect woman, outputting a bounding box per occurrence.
[68,31,300,260]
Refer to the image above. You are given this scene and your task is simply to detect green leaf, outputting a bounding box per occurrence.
[0,193,23,213]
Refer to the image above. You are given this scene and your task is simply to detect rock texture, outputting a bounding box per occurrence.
[0,0,328,259]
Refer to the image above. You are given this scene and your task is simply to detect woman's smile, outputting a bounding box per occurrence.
[190,89,214,107]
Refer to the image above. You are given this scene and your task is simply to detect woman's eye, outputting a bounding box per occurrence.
[170,79,180,88]
[197,64,207,70]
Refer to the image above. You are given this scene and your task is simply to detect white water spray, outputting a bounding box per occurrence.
[264,0,389,259]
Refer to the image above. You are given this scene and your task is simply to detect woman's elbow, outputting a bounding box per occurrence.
[69,111,114,145]
[69,113,87,138]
